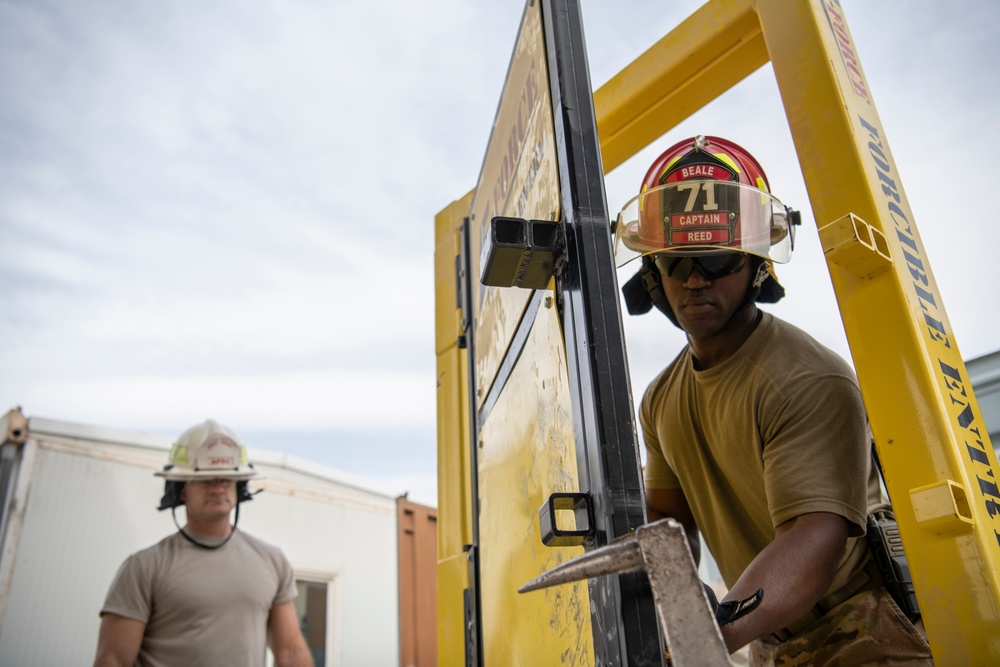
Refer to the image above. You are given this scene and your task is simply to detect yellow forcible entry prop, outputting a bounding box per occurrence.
[436,0,1000,663]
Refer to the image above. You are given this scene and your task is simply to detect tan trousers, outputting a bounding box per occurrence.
[748,587,933,666]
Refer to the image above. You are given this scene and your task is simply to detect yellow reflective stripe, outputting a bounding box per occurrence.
[169,444,188,465]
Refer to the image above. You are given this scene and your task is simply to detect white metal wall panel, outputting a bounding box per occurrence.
[0,445,174,666]
[243,482,399,667]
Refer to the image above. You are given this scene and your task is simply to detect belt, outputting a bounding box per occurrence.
[772,556,882,642]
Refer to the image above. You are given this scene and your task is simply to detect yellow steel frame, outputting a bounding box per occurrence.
[597,0,1000,659]
[594,0,768,173]
[437,0,999,661]
[758,1,1000,659]
[435,195,474,665]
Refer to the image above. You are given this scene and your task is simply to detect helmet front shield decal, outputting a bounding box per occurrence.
[614,181,794,267]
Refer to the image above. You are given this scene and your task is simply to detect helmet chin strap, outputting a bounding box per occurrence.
[171,502,240,550]
[751,260,770,290]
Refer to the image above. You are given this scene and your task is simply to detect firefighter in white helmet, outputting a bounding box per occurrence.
[93,420,313,667]
[154,418,262,548]
[617,136,931,665]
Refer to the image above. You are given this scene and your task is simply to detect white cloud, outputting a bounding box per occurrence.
[14,368,433,431]
[1,0,998,495]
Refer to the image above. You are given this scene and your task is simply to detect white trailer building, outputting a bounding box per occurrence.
[0,408,405,667]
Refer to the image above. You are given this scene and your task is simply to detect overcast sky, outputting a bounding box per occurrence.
[2,1,997,506]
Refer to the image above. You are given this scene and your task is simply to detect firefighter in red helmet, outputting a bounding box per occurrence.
[617,134,793,324]
[617,136,931,665]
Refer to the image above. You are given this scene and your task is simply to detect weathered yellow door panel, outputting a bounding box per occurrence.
[477,297,593,666]
[469,0,560,412]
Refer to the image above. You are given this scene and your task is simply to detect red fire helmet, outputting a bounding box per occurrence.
[614,135,796,266]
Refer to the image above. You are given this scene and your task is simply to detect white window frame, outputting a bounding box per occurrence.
[266,567,340,667]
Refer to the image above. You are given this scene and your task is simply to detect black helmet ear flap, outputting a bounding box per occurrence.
[621,257,681,327]
[158,480,184,511]
[621,269,653,315]
[236,480,257,504]
[757,276,785,303]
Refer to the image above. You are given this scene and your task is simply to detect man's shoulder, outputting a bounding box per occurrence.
[641,350,690,408]
[233,529,290,561]
[640,345,691,418]
[758,312,855,374]
[234,528,276,547]
[125,532,183,562]
[108,532,184,586]
[760,311,818,345]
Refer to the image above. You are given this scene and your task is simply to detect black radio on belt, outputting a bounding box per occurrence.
[866,510,920,619]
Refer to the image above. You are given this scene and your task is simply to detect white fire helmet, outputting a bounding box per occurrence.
[155,419,263,482]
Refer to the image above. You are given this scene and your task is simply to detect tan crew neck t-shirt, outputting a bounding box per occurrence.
[101,529,297,667]
[642,312,882,594]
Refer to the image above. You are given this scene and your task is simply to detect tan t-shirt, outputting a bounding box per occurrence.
[101,529,297,667]
[642,312,882,593]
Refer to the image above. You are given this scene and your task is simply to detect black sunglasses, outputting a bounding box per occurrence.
[652,253,747,281]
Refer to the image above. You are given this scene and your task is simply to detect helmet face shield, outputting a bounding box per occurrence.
[614,181,794,267]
